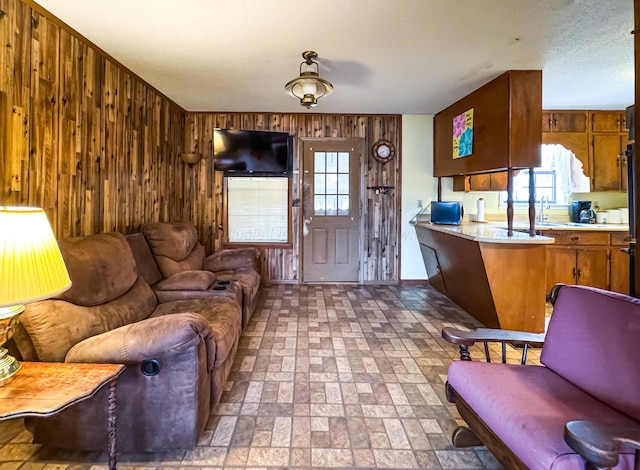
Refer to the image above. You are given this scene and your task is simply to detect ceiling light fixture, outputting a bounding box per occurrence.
[284,51,333,109]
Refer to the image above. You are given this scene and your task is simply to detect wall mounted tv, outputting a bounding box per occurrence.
[213,129,293,177]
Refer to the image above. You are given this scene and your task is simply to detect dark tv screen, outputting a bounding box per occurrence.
[213,129,292,177]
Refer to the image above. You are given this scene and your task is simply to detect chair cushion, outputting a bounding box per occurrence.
[156,270,217,291]
[125,233,163,286]
[151,297,241,368]
[56,233,137,307]
[541,285,640,422]
[447,361,638,470]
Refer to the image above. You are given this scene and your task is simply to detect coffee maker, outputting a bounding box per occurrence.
[571,201,592,223]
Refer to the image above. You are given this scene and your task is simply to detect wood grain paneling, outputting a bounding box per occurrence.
[0,0,186,239]
[184,113,400,283]
[1,0,401,284]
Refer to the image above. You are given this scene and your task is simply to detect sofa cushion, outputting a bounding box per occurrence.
[56,233,137,307]
[142,222,206,278]
[20,277,157,362]
[126,233,163,286]
[541,285,640,422]
[204,248,258,272]
[152,297,241,368]
[156,270,217,291]
[447,361,637,470]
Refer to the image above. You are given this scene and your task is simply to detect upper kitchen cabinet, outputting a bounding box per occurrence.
[542,111,588,133]
[434,70,542,177]
[590,111,630,191]
[591,111,628,133]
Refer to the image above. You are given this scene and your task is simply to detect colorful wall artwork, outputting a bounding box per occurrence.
[452,108,474,159]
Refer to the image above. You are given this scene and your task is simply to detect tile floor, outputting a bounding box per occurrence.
[0,283,542,469]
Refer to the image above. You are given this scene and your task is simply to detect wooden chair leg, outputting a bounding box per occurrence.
[452,426,484,448]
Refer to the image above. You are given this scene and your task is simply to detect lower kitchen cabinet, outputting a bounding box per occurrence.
[545,246,609,294]
[610,232,632,294]
[542,230,630,296]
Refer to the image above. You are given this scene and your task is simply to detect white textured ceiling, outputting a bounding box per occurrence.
[33,0,634,114]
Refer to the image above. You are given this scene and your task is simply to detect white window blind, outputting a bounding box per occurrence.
[227,177,289,242]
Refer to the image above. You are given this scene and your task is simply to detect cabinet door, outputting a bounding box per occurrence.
[468,174,491,191]
[591,111,624,133]
[610,247,630,294]
[592,134,623,191]
[553,112,587,132]
[621,135,629,191]
[545,247,577,294]
[542,112,553,132]
[576,247,609,289]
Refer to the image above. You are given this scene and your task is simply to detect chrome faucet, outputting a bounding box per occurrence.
[537,196,550,222]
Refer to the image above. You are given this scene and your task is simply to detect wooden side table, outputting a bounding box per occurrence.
[0,362,125,470]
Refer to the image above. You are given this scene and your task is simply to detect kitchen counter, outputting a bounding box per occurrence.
[505,221,629,232]
[419,221,554,243]
[414,222,549,333]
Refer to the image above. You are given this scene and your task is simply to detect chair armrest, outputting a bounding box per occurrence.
[442,327,545,363]
[564,420,640,469]
[65,312,216,371]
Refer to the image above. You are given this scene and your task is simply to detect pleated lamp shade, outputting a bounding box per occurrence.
[0,207,71,314]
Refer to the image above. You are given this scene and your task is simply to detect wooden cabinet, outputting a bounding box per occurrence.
[452,172,508,192]
[542,111,590,176]
[610,232,632,294]
[542,230,631,295]
[591,111,627,133]
[590,111,629,191]
[542,111,588,133]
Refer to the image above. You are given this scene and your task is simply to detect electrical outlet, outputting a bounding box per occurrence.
[418,199,423,208]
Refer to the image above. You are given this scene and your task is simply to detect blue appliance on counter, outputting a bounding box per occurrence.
[430,201,464,225]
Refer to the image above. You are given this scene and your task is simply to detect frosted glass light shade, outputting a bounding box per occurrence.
[0,207,71,310]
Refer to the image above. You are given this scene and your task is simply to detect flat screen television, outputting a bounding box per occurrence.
[213,129,293,177]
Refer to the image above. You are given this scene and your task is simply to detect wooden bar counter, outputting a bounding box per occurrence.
[414,221,554,333]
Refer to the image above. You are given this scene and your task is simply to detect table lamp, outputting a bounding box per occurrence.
[0,207,71,383]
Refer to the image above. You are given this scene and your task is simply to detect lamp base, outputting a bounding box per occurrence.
[0,347,21,385]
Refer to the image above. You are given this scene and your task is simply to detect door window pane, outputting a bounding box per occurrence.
[326,174,338,195]
[338,195,350,215]
[314,174,325,195]
[338,174,349,194]
[314,196,326,215]
[326,196,337,216]
[314,153,325,173]
[326,152,338,172]
[338,152,349,173]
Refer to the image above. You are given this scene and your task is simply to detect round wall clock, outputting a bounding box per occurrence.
[372,139,396,164]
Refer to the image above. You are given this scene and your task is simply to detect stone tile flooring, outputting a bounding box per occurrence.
[0,283,542,469]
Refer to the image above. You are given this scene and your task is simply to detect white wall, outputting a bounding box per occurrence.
[400,115,436,280]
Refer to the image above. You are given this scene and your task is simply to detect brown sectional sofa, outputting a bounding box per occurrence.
[11,224,261,453]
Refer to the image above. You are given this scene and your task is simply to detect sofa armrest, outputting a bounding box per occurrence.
[203,248,260,272]
[564,420,640,469]
[442,327,545,364]
[65,312,216,372]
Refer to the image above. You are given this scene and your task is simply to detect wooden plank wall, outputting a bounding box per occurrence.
[1,0,401,283]
[0,0,187,238]
[185,113,401,283]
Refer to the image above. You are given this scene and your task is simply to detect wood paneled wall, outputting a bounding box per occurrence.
[185,113,401,283]
[1,0,402,283]
[1,0,187,238]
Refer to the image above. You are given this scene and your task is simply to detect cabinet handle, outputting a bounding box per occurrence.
[548,118,553,127]
[572,266,578,278]
[571,236,579,242]
[576,268,582,278]
[617,155,621,166]
[553,119,558,127]
[617,119,621,127]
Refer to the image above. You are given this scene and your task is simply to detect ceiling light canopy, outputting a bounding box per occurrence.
[285,51,333,109]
